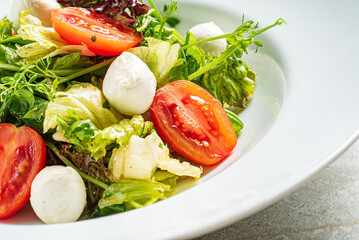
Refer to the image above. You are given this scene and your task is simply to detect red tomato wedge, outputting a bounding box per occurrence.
[51,7,143,56]
[150,81,237,166]
[0,124,46,219]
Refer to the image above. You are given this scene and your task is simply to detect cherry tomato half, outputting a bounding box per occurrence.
[0,124,46,219]
[150,81,237,166]
[51,7,143,56]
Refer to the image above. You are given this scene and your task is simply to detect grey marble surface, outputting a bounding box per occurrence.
[197,138,359,240]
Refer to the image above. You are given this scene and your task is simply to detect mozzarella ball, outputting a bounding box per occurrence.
[30,166,87,224]
[189,21,227,56]
[103,52,157,116]
[10,0,61,29]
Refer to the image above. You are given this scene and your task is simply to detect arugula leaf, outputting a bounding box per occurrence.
[57,110,98,147]
[225,109,244,135]
[166,17,180,28]
[0,44,20,64]
[21,98,48,132]
[53,51,81,70]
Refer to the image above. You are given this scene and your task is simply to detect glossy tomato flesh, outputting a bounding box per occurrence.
[0,124,46,219]
[51,7,143,56]
[150,81,237,166]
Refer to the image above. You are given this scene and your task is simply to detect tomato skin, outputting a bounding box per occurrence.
[0,124,46,219]
[51,8,143,56]
[150,81,237,166]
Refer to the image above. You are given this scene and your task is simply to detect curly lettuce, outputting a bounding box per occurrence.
[89,115,153,160]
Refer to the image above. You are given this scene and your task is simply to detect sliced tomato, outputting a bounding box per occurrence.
[150,81,237,166]
[0,124,46,219]
[51,7,143,56]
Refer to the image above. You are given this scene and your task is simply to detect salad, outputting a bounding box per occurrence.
[0,0,284,224]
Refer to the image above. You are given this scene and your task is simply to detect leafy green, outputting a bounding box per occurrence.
[57,110,98,147]
[0,18,13,39]
[46,141,109,190]
[60,144,112,218]
[88,115,153,160]
[109,132,202,181]
[0,58,59,130]
[153,170,179,196]
[43,83,120,133]
[53,51,82,70]
[166,17,180,28]
[16,11,68,62]
[129,37,180,87]
[198,57,256,108]
[178,18,286,108]
[0,44,20,64]
[135,0,181,42]
[90,204,125,219]
[225,109,244,135]
[98,180,170,209]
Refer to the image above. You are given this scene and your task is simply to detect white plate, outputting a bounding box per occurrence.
[1,0,359,239]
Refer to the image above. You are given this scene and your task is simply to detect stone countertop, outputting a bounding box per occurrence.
[197,138,359,240]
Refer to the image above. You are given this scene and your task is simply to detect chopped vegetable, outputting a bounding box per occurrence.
[109,131,202,181]
[88,115,153,160]
[98,180,170,209]
[0,0,285,222]
[43,83,120,134]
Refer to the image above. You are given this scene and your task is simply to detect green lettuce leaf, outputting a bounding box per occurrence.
[198,56,256,108]
[98,180,170,209]
[44,83,120,133]
[90,204,125,219]
[16,11,68,62]
[18,10,67,48]
[88,115,153,160]
[16,11,96,63]
[108,131,202,181]
[129,37,180,87]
